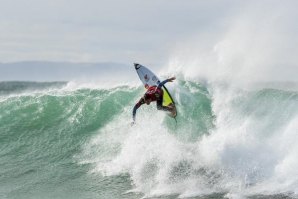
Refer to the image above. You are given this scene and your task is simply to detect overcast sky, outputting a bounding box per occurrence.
[0,0,244,66]
[0,0,297,82]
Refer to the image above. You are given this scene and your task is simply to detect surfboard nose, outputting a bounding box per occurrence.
[134,63,141,69]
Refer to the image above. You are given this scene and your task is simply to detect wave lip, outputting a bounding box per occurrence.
[0,81,67,95]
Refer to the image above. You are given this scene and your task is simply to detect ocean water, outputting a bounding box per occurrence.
[0,80,298,199]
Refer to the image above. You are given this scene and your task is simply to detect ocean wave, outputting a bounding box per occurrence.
[1,80,298,198]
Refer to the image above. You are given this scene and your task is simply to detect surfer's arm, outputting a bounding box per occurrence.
[132,98,145,122]
[157,77,176,88]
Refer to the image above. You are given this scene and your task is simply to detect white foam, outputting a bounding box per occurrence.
[79,77,298,197]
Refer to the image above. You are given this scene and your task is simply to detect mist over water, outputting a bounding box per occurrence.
[165,0,298,85]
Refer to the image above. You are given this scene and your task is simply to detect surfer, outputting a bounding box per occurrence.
[132,77,176,124]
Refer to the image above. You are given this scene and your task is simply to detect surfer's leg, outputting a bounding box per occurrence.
[156,98,163,110]
[157,97,172,112]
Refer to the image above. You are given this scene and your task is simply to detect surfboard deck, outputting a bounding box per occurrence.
[134,63,177,118]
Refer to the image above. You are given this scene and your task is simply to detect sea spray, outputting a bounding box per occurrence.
[83,81,298,198]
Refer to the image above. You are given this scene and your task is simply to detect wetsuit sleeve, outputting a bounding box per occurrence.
[157,79,169,88]
[132,98,145,121]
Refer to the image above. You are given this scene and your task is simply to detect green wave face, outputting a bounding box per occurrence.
[1,81,298,199]
[0,83,139,198]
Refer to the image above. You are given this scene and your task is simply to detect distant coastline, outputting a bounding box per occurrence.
[0,61,130,81]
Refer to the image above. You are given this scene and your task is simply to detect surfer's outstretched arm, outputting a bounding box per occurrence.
[132,97,145,122]
[157,77,176,88]
[132,106,138,122]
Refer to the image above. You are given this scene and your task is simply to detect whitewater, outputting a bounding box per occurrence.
[0,72,297,199]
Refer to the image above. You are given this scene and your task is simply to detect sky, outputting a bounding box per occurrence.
[0,0,243,66]
[0,0,297,82]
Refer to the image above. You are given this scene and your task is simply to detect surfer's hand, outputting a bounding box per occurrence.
[168,77,176,82]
